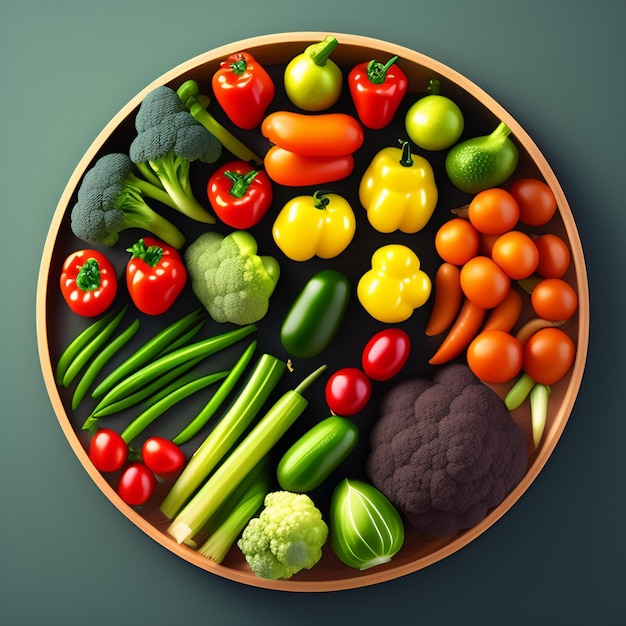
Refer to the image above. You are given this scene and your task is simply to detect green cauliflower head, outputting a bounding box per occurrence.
[237,491,329,580]
[184,230,280,325]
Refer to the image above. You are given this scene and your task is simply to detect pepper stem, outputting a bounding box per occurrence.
[75,258,102,291]
[312,190,332,210]
[398,140,414,167]
[366,56,398,85]
[308,35,338,66]
[127,239,164,268]
[224,169,259,198]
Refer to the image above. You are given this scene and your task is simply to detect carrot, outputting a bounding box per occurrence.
[425,263,463,336]
[261,111,364,157]
[428,298,486,365]
[515,317,565,347]
[263,146,354,187]
[482,288,524,333]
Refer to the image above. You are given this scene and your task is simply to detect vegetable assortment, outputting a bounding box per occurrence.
[49,34,582,583]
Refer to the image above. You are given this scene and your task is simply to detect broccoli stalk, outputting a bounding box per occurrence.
[70,153,186,249]
[129,86,223,224]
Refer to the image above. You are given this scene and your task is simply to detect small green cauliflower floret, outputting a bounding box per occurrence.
[184,230,280,325]
[238,491,329,580]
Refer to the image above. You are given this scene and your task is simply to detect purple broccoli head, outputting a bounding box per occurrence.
[366,364,527,538]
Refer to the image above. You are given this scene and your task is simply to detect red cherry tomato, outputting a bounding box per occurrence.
[117,462,156,506]
[523,327,576,385]
[362,328,411,381]
[534,233,571,278]
[141,437,186,476]
[88,428,127,473]
[60,249,118,317]
[509,178,557,226]
[325,368,372,416]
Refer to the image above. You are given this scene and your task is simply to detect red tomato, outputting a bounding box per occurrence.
[362,328,411,381]
[60,249,118,317]
[491,230,539,279]
[141,437,186,476]
[325,368,372,416]
[467,188,520,235]
[466,330,523,383]
[126,237,187,316]
[88,428,127,473]
[523,327,576,385]
[509,178,557,226]
[534,233,571,278]
[435,217,480,265]
[460,256,511,309]
[117,462,156,506]
[531,278,578,321]
[207,160,273,229]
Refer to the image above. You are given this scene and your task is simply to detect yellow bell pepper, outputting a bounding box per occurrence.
[359,140,438,233]
[357,244,431,323]
[272,190,356,261]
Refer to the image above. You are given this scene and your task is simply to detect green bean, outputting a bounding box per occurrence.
[94,324,257,410]
[61,306,128,387]
[71,318,141,410]
[91,308,207,399]
[55,309,117,385]
[155,320,206,358]
[172,340,257,446]
[120,370,229,445]
[83,356,206,429]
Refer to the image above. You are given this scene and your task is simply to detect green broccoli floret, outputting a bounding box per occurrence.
[70,152,186,249]
[129,85,222,224]
[184,230,280,325]
[237,491,329,580]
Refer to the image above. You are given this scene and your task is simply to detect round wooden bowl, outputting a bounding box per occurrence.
[36,32,589,592]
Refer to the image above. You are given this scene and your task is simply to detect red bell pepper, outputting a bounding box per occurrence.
[60,249,118,317]
[126,237,186,316]
[207,160,273,229]
[348,55,408,130]
[212,51,275,129]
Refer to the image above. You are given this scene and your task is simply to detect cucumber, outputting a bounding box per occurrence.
[276,415,359,492]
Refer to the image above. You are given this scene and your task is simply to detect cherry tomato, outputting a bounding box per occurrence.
[523,327,576,385]
[531,278,578,321]
[467,188,520,235]
[325,368,372,416]
[362,328,411,381]
[460,256,510,309]
[117,462,156,506]
[88,428,127,473]
[491,230,539,279]
[435,217,480,265]
[534,233,571,278]
[60,249,118,317]
[405,92,464,151]
[141,437,186,476]
[466,330,523,383]
[509,178,557,226]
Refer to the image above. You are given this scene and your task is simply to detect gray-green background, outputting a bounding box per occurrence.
[2,1,624,624]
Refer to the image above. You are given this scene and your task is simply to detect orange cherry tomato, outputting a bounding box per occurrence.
[509,178,557,226]
[491,230,539,279]
[467,188,520,235]
[534,233,571,278]
[466,329,523,383]
[531,278,578,321]
[435,217,480,265]
[460,255,510,309]
[523,327,575,385]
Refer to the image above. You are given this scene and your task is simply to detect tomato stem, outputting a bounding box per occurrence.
[224,169,259,198]
[427,78,441,95]
[229,55,247,75]
[127,238,164,267]
[75,258,101,291]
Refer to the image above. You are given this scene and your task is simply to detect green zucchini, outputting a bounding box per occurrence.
[280,269,351,358]
[276,415,359,492]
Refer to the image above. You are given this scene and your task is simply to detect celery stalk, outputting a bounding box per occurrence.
[159,354,286,519]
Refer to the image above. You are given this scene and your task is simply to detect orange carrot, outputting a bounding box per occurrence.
[482,288,524,333]
[425,263,463,336]
[428,298,486,365]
